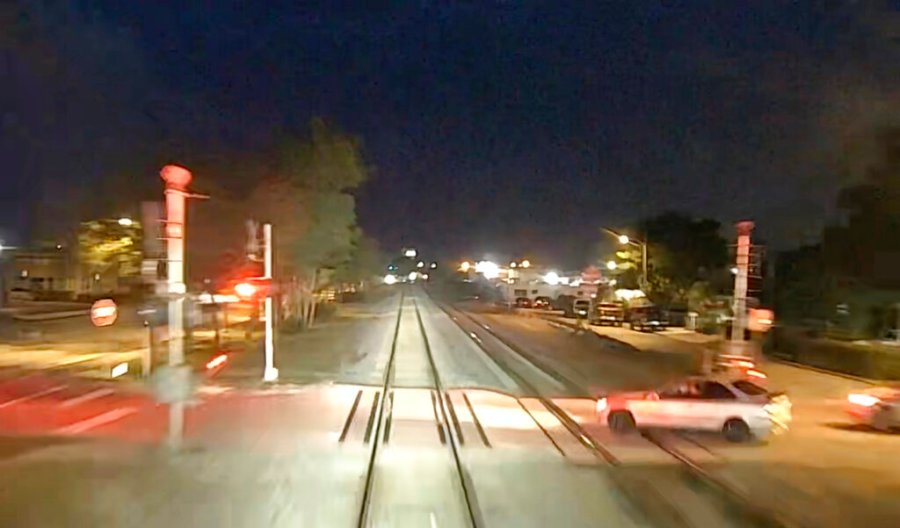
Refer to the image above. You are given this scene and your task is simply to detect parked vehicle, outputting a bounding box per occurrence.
[515,297,532,308]
[533,296,553,310]
[627,305,667,332]
[573,299,592,319]
[8,288,34,301]
[593,302,624,326]
[596,375,792,442]
[555,295,576,316]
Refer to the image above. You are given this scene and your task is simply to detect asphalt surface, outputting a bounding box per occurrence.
[0,287,896,526]
[468,305,900,527]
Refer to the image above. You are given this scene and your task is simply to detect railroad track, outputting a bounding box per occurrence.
[439,299,800,528]
[355,292,480,528]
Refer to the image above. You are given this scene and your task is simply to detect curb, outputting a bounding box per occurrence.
[12,309,90,321]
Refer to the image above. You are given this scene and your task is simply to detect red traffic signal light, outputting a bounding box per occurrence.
[233,277,273,299]
[234,282,256,298]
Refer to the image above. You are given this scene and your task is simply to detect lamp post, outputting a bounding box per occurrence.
[604,228,647,289]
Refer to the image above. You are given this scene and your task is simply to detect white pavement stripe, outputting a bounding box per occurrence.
[0,385,66,409]
[61,388,115,408]
[56,407,137,435]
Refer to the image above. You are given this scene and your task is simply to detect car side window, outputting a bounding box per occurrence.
[699,381,736,400]
[732,380,767,396]
[658,382,699,399]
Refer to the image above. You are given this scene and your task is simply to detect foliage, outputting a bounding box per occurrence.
[333,234,384,285]
[824,126,900,287]
[78,219,142,276]
[773,244,837,324]
[607,212,728,305]
[264,119,369,278]
[279,118,367,193]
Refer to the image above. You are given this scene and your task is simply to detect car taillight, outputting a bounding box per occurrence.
[848,393,881,407]
[595,398,608,412]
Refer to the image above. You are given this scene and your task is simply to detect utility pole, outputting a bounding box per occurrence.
[640,239,648,291]
[263,223,278,382]
[731,221,754,345]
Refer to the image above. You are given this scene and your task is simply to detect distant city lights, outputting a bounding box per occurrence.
[475,261,500,279]
[117,217,134,227]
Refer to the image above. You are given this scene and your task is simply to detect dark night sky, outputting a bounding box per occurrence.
[4,1,900,266]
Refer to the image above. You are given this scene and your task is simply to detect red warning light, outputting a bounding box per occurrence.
[234,282,257,298]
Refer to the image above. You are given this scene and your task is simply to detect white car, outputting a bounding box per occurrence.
[596,376,792,442]
[846,386,900,431]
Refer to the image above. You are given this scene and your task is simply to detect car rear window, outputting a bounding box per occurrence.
[732,380,767,396]
[699,381,736,399]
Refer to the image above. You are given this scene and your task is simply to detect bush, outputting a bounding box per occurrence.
[765,326,900,380]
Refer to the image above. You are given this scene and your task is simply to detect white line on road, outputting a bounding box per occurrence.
[56,407,137,435]
[61,388,115,408]
[0,386,66,409]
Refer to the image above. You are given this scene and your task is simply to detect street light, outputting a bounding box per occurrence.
[543,271,561,285]
[521,260,531,268]
[604,228,647,289]
[509,261,517,268]
[606,260,618,270]
[118,217,134,227]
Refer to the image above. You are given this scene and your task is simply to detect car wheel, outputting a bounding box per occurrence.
[872,409,892,432]
[608,411,636,434]
[722,419,751,443]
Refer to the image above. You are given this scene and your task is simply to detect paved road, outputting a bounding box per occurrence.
[0,287,895,526]
[0,288,654,527]
[467,307,900,527]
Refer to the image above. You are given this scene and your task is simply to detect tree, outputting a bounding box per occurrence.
[608,212,728,305]
[78,218,143,281]
[333,233,384,286]
[261,119,369,328]
[825,126,900,287]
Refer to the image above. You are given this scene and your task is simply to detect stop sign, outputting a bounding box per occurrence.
[91,298,118,327]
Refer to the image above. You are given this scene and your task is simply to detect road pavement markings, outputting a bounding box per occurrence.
[61,388,115,408]
[56,407,137,435]
[0,385,66,408]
